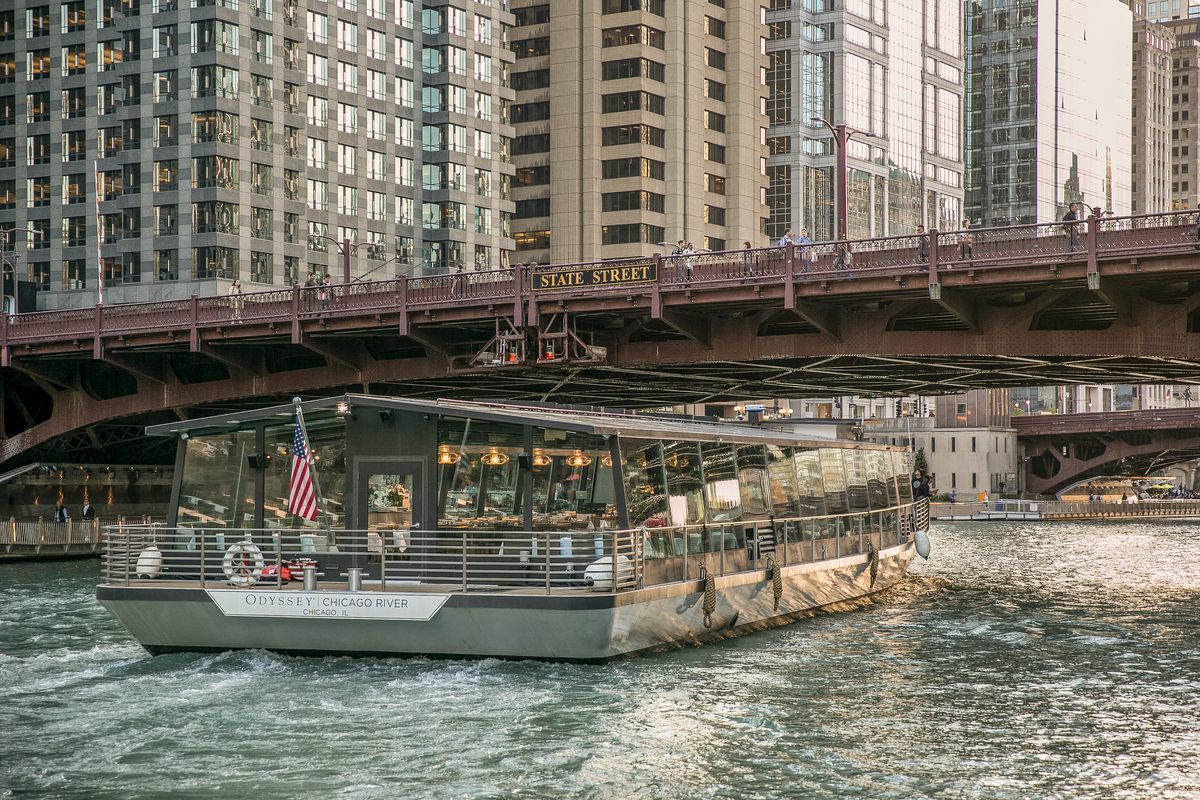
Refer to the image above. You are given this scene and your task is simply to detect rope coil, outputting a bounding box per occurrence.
[701,568,717,628]
[767,557,783,611]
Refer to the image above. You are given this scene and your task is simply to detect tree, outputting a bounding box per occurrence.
[913,447,928,474]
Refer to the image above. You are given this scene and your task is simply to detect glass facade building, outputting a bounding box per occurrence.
[0,0,516,311]
[965,0,1133,227]
[765,0,964,242]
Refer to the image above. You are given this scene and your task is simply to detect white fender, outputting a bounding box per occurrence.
[222,540,265,587]
[914,528,931,560]
[583,555,633,591]
[136,544,163,578]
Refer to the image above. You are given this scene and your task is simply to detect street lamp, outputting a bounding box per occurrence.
[0,225,42,315]
[308,234,363,285]
[814,116,862,242]
[351,254,429,284]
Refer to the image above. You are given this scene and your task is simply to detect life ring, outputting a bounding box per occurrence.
[222,540,264,587]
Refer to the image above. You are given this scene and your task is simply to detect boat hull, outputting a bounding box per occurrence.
[97,542,915,661]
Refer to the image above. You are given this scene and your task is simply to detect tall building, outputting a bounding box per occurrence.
[0,0,516,311]
[1144,0,1200,21]
[508,1,767,265]
[1164,18,1200,209]
[1130,8,1175,214]
[965,0,1134,226]
[764,0,965,242]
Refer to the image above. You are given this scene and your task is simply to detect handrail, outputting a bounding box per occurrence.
[3,210,1197,348]
[100,500,927,594]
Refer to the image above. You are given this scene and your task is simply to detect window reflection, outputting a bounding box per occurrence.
[621,439,667,528]
[264,416,346,528]
[793,448,827,517]
[766,445,798,516]
[700,442,741,522]
[736,445,771,517]
[819,449,849,514]
[176,430,257,528]
[663,441,704,526]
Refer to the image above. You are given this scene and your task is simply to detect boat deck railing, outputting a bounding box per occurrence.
[101,499,928,594]
[931,498,1200,520]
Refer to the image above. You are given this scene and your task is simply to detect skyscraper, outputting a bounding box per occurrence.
[508,1,767,264]
[1129,8,1174,214]
[764,0,965,242]
[965,0,1134,226]
[0,0,516,311]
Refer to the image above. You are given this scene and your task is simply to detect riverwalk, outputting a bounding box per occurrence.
[932,499,1200,522]
[1,518,151,561]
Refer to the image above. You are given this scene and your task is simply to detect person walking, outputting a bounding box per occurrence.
[956,219,974,264]
[797,228,813,274]
[304,270,318,311]
[319,273,332,311]
[832,241,853,279]
[682,242,696,282]
[916,224,930,263]
[227,278,244,322]
[741,241,756,277]
[1063,203,1080,252]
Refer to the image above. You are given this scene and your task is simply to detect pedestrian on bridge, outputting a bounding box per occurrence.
[797,228,813,273]
[957,219,974,263]
[228,278,244,322]
[833,241,853,279]
[778,228,794,248]
[319,274,332,312]
[741,241,757,277]
[304,270,319,311]
[1063,203,1080,251]
[54,502,68,524]
[916,224,930,263]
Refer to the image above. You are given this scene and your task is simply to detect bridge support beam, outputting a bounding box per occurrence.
[191,342,262,376]
[930,287,979,332]
[97,352,167,386]
[786,300,841,341]
[659,310,712,348]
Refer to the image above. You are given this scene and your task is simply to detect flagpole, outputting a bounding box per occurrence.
[292,396,333,536]
[94,158,105,306]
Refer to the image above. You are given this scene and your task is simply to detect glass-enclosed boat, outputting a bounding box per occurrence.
[97,395,930,661]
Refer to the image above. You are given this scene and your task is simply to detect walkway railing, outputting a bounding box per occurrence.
[2,210,1196,348]
[931,499,1200,520]
[101,500,928,594]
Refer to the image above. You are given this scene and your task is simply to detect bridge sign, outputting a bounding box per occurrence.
[532,261,656,290]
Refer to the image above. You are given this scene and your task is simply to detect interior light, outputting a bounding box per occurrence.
[532,448,552,467]
[437,444,462,465]
[601,454,613,468]
[565,449,593,468]
[481,447,510,466]
[335,400,351,417]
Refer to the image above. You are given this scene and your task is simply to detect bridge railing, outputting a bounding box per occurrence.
[931,498,1200,519]
[3,209,1199,346]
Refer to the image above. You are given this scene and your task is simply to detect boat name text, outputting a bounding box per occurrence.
[205,589,450,621]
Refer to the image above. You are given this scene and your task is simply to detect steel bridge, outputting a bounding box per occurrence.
[1013,408,1200,495]
[4,210,1200,469]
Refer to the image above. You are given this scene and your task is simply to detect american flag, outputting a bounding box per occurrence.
[289,421,319,521]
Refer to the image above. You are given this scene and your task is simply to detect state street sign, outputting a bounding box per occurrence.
[206,589,450,621]
[531,261,656,290]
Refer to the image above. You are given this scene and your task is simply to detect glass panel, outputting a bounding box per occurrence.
[818,449,849,515]
[864,449,891,510]
[844,449,870,512]
[736,445,771,518]
[895,451,914,505]
[435,417,521,529]
[263,415,347,528]
[662,440,704,526]
[766,445,798,517]
[366,473,412,528]
[793,448,827,518]
[531,427,614,530]
[621,439,666,528]
[176,430,257,528]
[700,442,741,522]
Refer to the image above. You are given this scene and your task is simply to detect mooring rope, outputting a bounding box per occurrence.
[867,540,879,588]
[767,556,783,611]
[701,568,717,628]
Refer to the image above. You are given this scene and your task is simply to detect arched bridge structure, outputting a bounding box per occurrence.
[1014,408,1200,495]
[6,210,1200,469]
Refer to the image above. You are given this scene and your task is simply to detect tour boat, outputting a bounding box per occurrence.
[97,395,930,661]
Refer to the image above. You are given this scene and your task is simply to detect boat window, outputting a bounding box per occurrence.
[176,429,258,529]
[531,427,615,530]
[736,445,771,518]
[766,445,798,517]
[894,451,914,504]
[818,449,849,515]
[621,439,667,528]
[864,449,891,510]
[793,448,827,518]
[436,417,522,530]
[263,416,347,528]
[662,440,704,526]
[843,449,870,512]
[700,442,741,523]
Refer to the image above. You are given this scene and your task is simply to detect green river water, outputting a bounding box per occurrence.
[2,520,1198,799]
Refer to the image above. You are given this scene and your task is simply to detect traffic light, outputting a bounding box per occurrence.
[895,399,902,417]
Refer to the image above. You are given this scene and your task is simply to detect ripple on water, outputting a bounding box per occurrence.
[3,524,1200,799]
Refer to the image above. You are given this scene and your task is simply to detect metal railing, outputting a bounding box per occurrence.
[2,210,1198,347]
[930,498,1200,519]
[4,517,143,547]
[101,500,928,594]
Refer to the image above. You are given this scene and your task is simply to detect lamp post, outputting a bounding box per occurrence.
[308,234,360,285]
[0,226,42,315]
[814,117,862,241]
[351,254,428,284]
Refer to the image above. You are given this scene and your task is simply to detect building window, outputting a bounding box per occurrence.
[601,25,664,48]
[601,223,666,245]
[602,157,665,180]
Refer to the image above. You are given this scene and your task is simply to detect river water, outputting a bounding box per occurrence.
[2,521,1199,799]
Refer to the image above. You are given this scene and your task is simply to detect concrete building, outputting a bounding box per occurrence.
[0,0,517,311]
[507,1,766,265]
[764,0,965,242]
[1163,18,1200,210]
[1143,0,1200,21]
[965,0,1134,226]
[1129,5,1175,214]
[862,389,1018,497]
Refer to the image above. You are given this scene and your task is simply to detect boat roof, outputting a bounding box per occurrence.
[146,394,894,450]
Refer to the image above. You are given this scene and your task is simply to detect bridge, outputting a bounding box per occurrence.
[1013,408,1200,495]
[4,210,1200,469]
